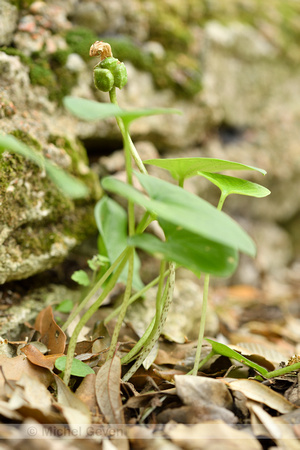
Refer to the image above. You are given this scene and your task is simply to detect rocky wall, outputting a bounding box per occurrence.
[1,0,300,286]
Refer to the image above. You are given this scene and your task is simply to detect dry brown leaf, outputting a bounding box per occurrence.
[95,355,125,424]
[75,373,102,418]
[165,421,262,450]
[125,388,177,409]
[249,401,299,449]
[0,354,53,388]
[34,305,66,354]
[175,375,233,410]
[20,344,63,371]
[54,374,91,430]
[227,379,296,414]
[0,400,23,421]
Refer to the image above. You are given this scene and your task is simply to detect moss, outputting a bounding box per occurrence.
[65,27,98,62]
[48,135,102,202]
[10,129,42,151]
[0,47,31,66]
[0,130,100,264]
[9,0,35,9]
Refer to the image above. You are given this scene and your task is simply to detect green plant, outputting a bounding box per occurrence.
[58,41,273,385]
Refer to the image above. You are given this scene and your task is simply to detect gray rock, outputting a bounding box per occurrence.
[0,1,18,46]
[0,52,101,284]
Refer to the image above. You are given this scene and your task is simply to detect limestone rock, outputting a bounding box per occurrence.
[0,52,101,284]
[0,1,18,46]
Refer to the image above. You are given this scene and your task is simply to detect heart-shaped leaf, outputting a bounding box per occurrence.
[102,173,256,256]
[129,223,238,277]
[64,96,181,125]
[55,356,94,377]
[94,196,143,291]
[144,157,266,184]
[198,172,271,200]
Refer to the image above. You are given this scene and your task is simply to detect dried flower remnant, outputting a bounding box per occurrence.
[89,41,112,61]
[287,355,300,366]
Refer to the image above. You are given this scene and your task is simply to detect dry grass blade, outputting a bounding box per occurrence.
[95,355,125,424]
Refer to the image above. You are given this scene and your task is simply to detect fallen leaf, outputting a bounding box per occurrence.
[54,374,91,431]
[165,421,262,449]
[34,305,66,354]
[0,354,53,388]
[175,375,233,409]
[227,379,296,414]
[249,401,299,448]
[125,388,177,409]
[20,344,63,371]
[95,355,124,424]
[75,373,102,418]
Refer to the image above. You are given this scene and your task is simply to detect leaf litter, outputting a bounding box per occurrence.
[0,274,299,449]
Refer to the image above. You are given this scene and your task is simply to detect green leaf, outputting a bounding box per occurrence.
[144,157,266,183]
[128,225,238,277]
[102,173,256,257]
[64,96,122,121]
[205,338,268,376]
[55,299,74,313]
[71,270,90,286]
[198,172,271,199]
[63,96,181,124]
[94,196,144,291]
[87,254,110,271]
[0,134,89,199]
[55,356,94,377]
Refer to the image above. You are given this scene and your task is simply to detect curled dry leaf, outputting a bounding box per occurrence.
[227,379,296,414]
[249,401,299,447]
[21,344,63,371]
[0,354,53,388]
[95,355,124,424]
[34,305,66,354]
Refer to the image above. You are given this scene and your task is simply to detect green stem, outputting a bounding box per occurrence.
[62,247,129,332]
[264,362,300,379]
[135,212,155,234]
[63,250,129,385]
[187,350,215,375]
[109,88,147,175]
[104,269,170,325]
[106,247,135,360]
[121,260,168,365]
[191,192,227,375]
[191,273,210,376]
[217,192,227,211]
[122,262,176,382]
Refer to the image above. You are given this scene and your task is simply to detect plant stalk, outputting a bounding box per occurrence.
[104,268,170,325]
[192,193,226,375]
[63,249,129,385]
[106,247,135,360]
[191,273,210,376]
[62,247,129,332]
[122,262,176,381]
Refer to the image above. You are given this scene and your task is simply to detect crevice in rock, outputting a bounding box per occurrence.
[218,123,247,146]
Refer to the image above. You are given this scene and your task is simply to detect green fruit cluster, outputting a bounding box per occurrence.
[93,57,128,92]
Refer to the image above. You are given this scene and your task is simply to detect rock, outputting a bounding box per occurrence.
[0,52,101,284]
[0,1,18,46]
